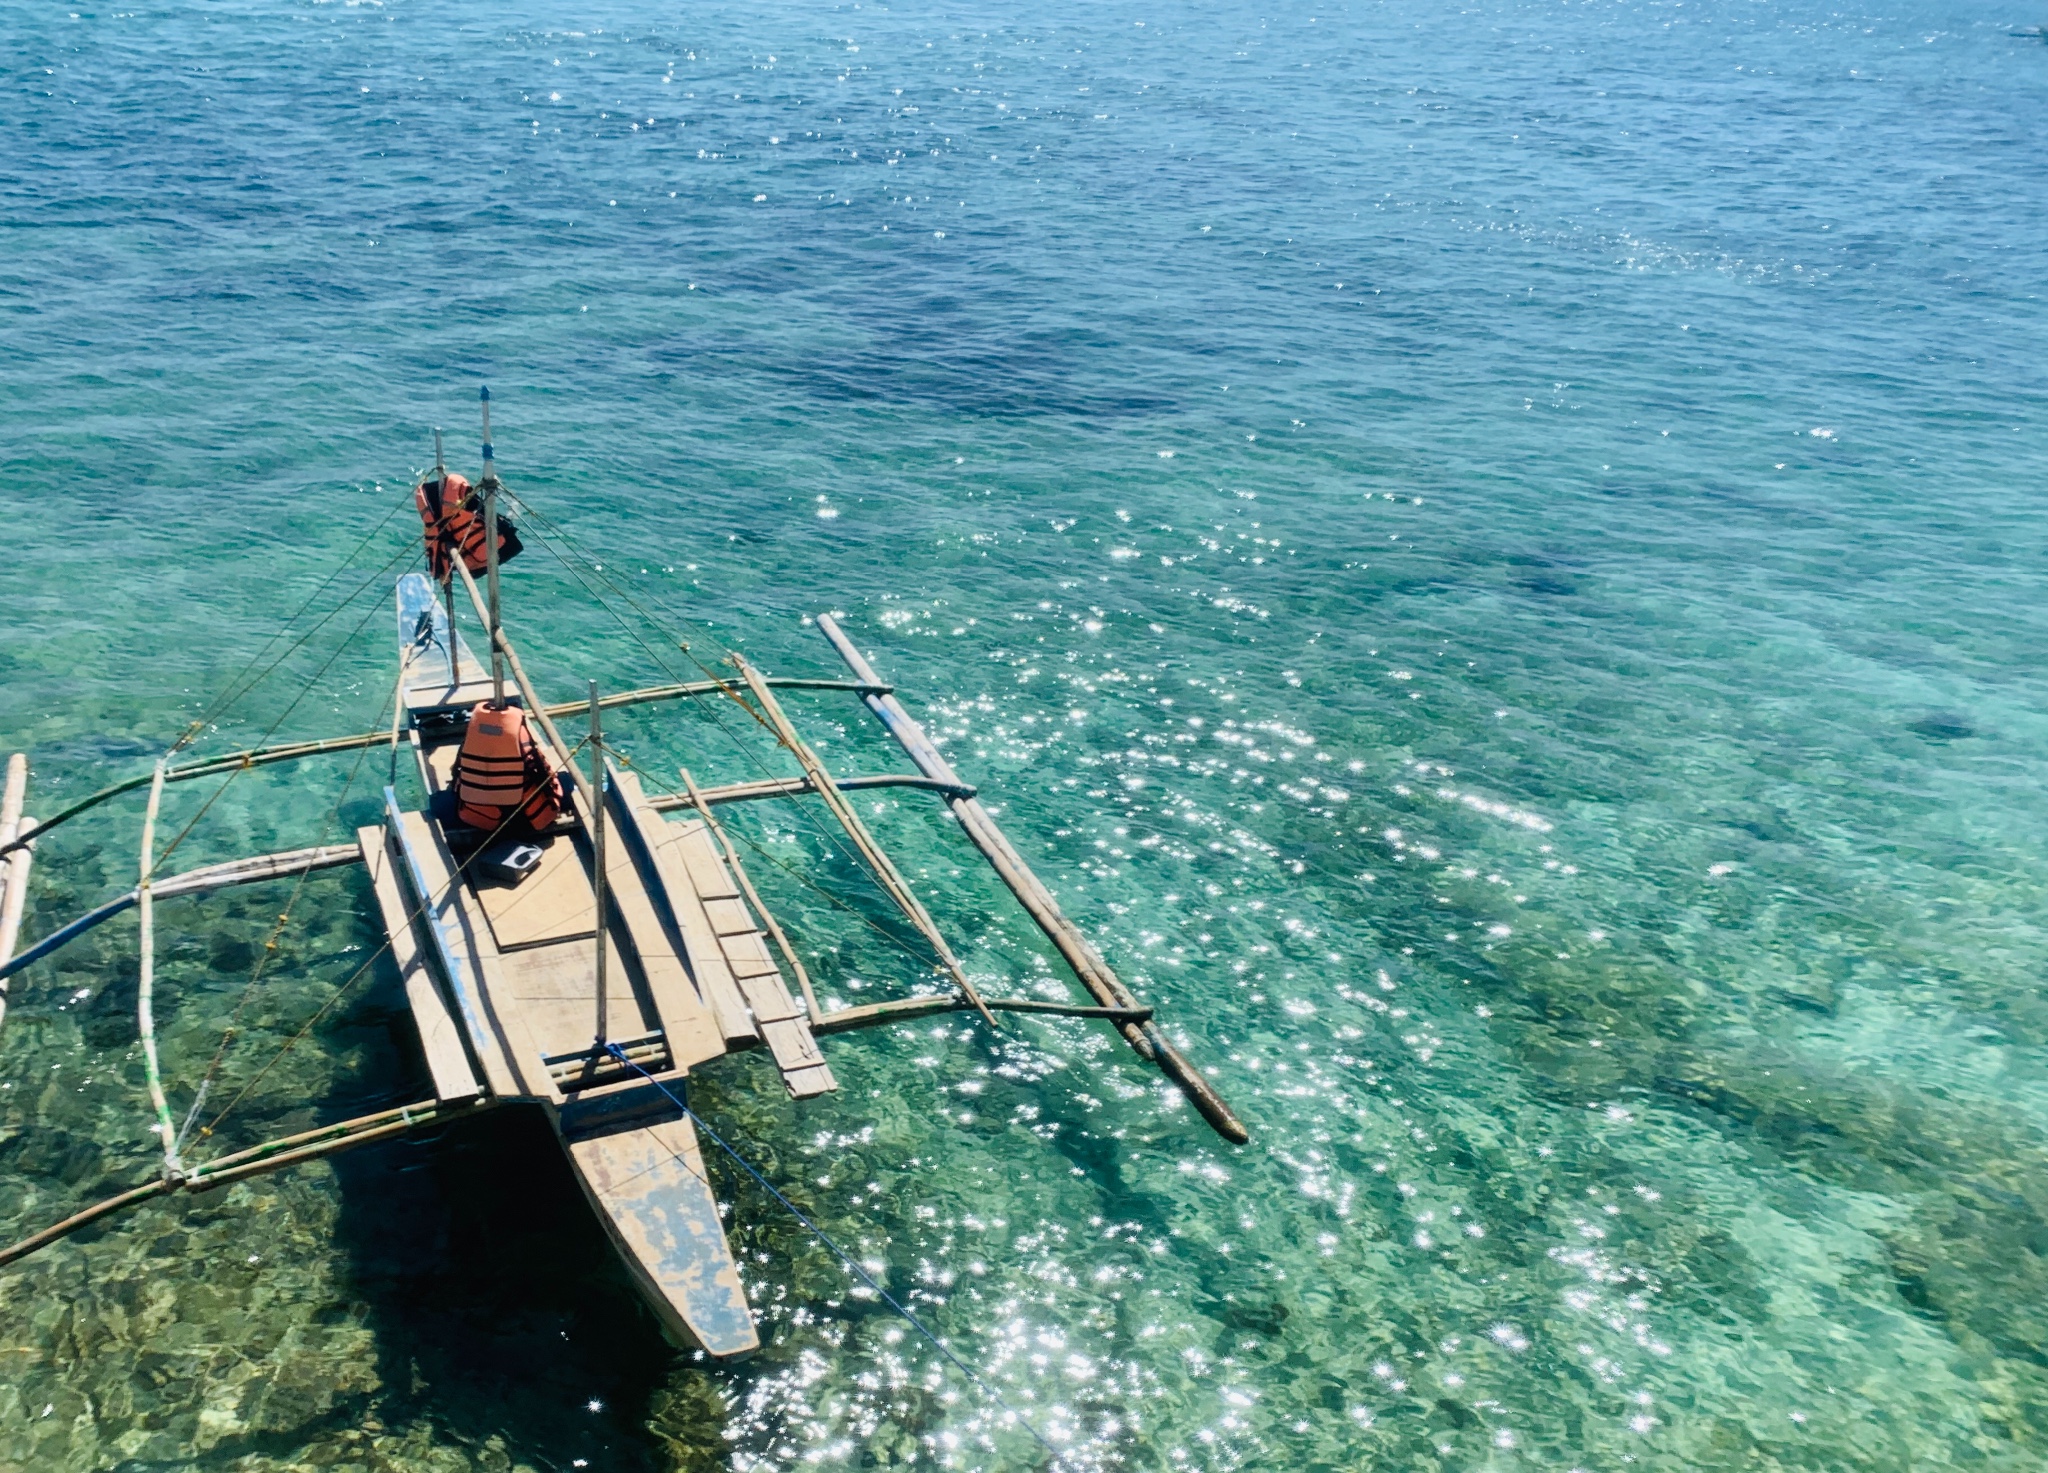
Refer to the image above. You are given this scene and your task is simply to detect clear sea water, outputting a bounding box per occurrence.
[3,0,2046,1468]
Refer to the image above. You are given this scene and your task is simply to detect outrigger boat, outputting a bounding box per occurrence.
[0,396,1245,1361]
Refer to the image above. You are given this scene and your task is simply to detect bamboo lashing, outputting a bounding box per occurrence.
[733,656,999,1030]
[136,761,183,1181]
[813,614,1249,1145]
[680,765,823,1022]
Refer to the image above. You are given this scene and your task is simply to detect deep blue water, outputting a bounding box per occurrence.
[2,0,2047,1468]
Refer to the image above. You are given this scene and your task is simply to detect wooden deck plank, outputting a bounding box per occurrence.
[594,779,726,1071]
[615,781,758,1048]
[495,936,648,1060]
[474,834,597,951]
[356,826,482,1104]
[563,1111,759,1358]
[656,815,837,1100]
[397,811,553,1102]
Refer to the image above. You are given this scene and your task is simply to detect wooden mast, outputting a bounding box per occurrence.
[479,388,507,710]
[588,680,609,1049]
[434,428,457,687]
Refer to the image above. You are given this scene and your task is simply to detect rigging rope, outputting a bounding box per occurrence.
[194,734,592,1144]
[174,666,400,1153]
[152,544,412,873]
[499,491,962,985]
[603,1044,1071,1470]
[173,497,413,754]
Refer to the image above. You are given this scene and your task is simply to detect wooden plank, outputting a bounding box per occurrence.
[634,805,758,1049]
[393,808,545,1101]
[473,834,597,951]
[595,779,725,1071]
[657,813,836,1099]
[356,826,482,1103]
[396,572,492,711]
[493,935,646,1063]
[562,1111,759,1359]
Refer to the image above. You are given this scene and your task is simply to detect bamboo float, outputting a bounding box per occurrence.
[0,679,890,864]
[0,1097,496,1270]
[679,766,823,1022]
[813,614,1249,1145]
[733,656,999,1030]
[0,754,33,1030]
[136,761,182,1181]
[0,844,361,992]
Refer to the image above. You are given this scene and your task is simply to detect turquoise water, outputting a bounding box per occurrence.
[3,0,2047,1467]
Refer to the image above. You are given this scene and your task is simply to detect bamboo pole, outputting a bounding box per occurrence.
[733,656,998,1029]
[589,681,609,1049]
[0,754,32,1031]
[812,994,1155,1036]
[0,680,889,863]
[0,755,24,904]
[451,558,587,793]
[480,387,507,710]
[646,772,973,813]
[813,614,1249,1145]
[0,844,362,989]
[136,761,182,1181]
[680,765,822,1021]
[0,1097,495,1269]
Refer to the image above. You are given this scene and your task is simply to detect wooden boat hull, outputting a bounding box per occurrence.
[559,1102,758,1356]
[371,574,847,1358]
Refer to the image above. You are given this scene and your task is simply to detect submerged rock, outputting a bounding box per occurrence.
[1907,711,1976,741]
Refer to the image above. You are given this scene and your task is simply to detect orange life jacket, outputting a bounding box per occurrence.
[415,472,521,582]
[453,701,561,833]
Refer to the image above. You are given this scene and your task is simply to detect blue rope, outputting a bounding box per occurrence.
[603,1044,1070,1467]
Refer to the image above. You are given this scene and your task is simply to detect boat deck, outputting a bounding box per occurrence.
[368,574,839,1357]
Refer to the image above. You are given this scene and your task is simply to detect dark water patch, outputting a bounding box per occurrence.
[1907,711,1976,741]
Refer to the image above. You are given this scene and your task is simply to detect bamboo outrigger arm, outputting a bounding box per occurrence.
[733,656,1000,1029]
[0,844,362,992]
[0,680,890,864]
[645,772,976,812]
[0,1097,498,1271]
[813,615,1250,1145]
[813,993,1156,1035]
